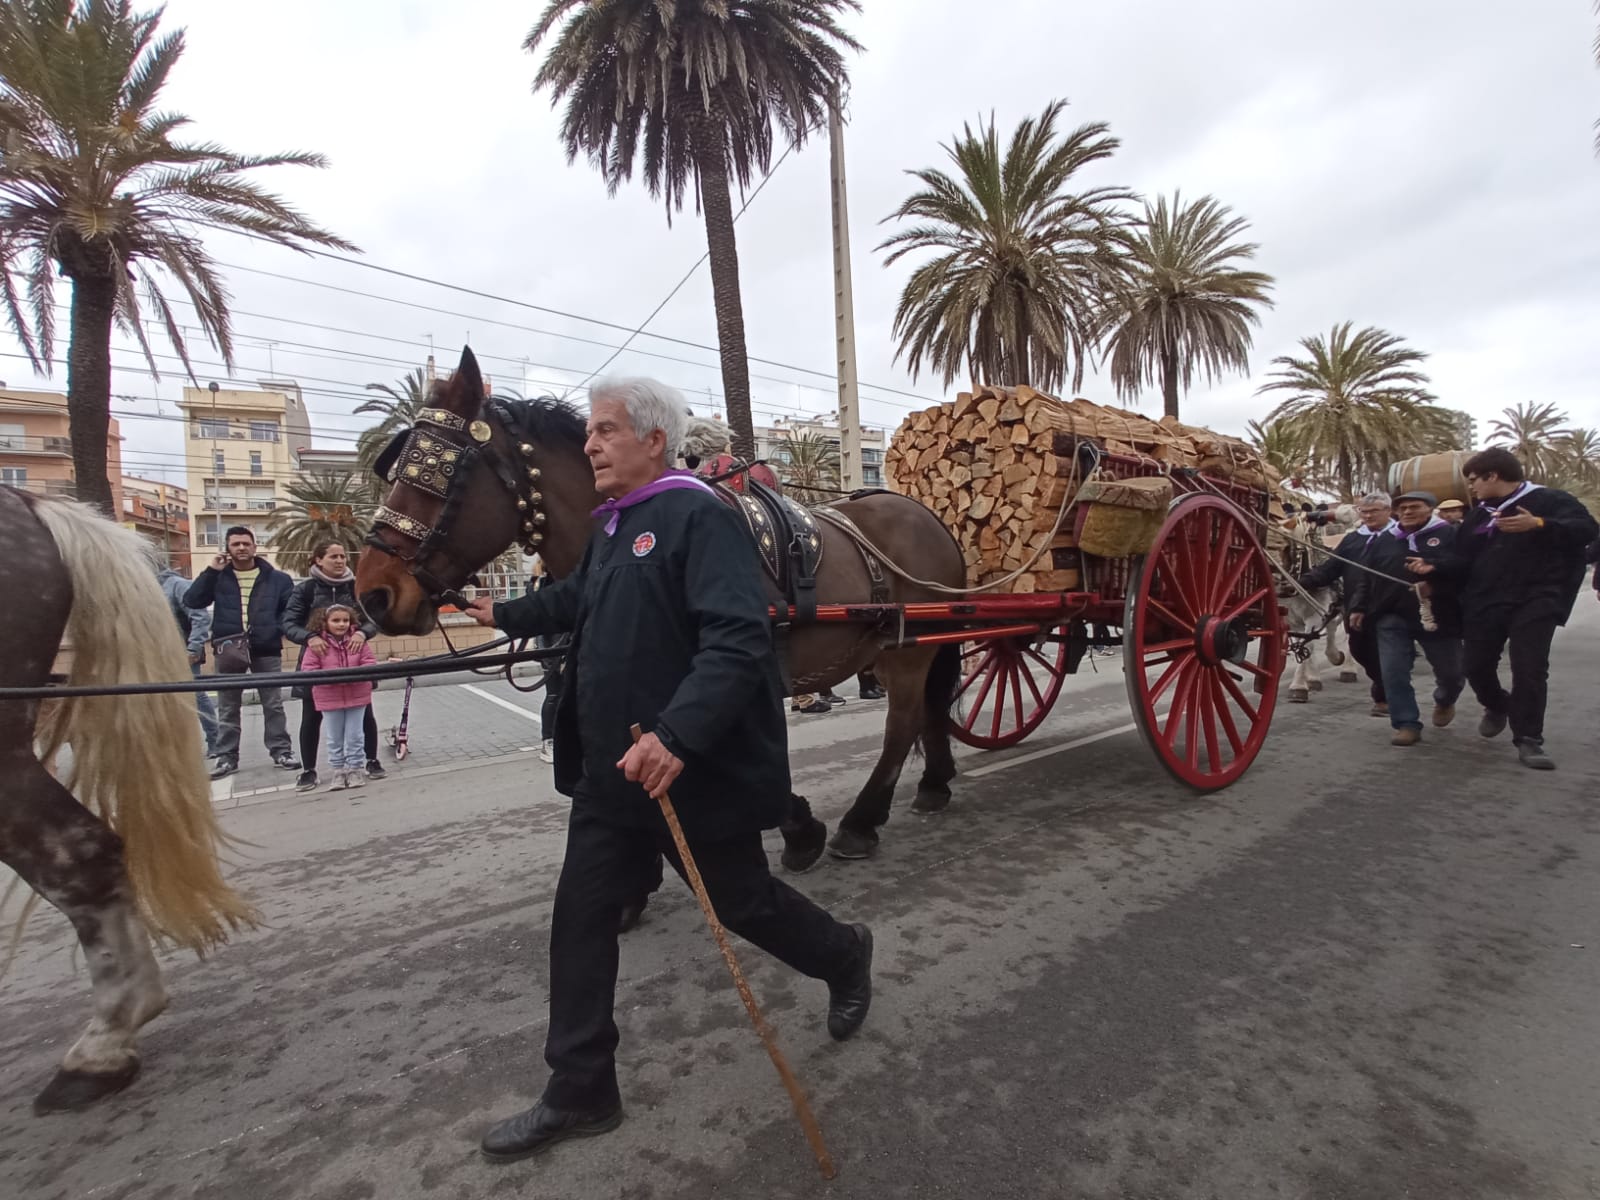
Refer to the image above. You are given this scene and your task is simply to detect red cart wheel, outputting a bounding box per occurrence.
[1124,494,1285,790]
[950,623,1072,750]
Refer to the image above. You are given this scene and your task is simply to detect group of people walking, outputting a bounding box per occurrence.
[1298,447,1597,768]
[165,526,387,791]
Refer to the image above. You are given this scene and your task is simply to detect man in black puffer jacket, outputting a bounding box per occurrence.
[1299,493,1396,714]
[184,525,298,779]
[1348,492,1463,747]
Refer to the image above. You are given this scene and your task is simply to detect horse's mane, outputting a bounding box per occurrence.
[422,377,586,448]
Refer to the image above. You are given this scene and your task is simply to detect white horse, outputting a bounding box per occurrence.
[1280,507,1358,703]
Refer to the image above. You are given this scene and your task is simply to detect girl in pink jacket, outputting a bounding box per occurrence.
[298,604,378,790]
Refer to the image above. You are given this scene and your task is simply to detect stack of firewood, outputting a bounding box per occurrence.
[883,384,1272,592]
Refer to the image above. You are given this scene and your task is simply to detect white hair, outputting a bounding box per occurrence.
[589,376,688,464]
[1358,492,1392,508]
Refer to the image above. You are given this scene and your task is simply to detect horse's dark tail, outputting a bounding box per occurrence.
[918,642,961,750]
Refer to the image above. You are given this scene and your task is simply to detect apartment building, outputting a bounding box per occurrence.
[0,388,124,509]
[755,414,886,489]
[121,476,192,573]
[177,382,311,560]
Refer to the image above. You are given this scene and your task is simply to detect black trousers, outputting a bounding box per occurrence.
[541,808,860,1110]
[1346,619,1385,703]
[300,703,377,769]
[1463,607,1560,745]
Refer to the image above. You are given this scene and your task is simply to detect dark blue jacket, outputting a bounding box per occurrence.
[183,557,296,654]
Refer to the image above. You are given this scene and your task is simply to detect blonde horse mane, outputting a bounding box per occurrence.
[29,499,258,952]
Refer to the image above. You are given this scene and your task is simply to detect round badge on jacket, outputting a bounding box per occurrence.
[632,531,656,558]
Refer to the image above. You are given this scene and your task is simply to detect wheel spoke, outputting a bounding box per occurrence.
[1218,666,1259,722]
[1235,658,1270,680]
[955,650,995,700]
[1017,655,1046,708]
[1209,544,1253,613]
[1008,659,1027,724]
[1023,647,1062,676]
[1221,586,1270,623]
[1144,597,1192,636]
[962,656,1002,730]
[1148,650,1193,705]
[1182,676,1201,768]
[1162,661,1198,745]
[1198,668,1222,774]
[1155,552,1199,624]
[1143,636,1193,657]
[989,654,1012,740]
[1210,671,1245,755]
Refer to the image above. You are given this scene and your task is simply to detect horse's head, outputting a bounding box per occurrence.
[356,346,594,636]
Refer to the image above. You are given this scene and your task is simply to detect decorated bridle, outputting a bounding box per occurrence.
[365,400,548,608]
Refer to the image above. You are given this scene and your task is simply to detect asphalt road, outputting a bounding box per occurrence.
[4,605,1598,1199]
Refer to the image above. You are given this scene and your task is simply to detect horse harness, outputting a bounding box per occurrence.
[365,402,548,608]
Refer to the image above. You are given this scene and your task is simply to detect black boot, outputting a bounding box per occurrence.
[480,1101,623,1163]
[779,793,827,873]
[827,924,874,1041]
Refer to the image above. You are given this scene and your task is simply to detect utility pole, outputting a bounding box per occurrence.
[828,90,863,492]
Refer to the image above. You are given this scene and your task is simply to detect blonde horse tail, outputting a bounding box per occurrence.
[31,499,258,952]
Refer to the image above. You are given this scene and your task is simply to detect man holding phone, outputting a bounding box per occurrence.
[1408,448,1597,769]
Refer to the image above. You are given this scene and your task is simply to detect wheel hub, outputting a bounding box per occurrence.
[1194,614,1250,666]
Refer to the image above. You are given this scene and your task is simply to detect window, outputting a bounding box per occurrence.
[213,450,226,475]
[0,422,23,450]
[862,447,884,466]
[250,421,280,442]
[249,451,263,476]
[196,418,229,439]
[0,466,26,485]
[197,516,220,546]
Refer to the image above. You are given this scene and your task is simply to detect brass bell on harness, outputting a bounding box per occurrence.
[519,443,534,455]
[516,499,528,511]
[529,491,542,505]
[527,467,541,482]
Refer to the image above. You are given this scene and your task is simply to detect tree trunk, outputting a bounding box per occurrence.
[65,272,118,516]
[1161,347,1181,421]
[689,124,758,463]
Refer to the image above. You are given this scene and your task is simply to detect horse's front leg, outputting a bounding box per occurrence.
[2,751,168,1115]
[829,651,931,860]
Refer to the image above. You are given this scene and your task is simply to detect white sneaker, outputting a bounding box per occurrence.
[328,773,349,791]
[539,739,555,764]
[347,770,365,789]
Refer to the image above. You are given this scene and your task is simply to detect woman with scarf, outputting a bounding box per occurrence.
[285,541,385,791]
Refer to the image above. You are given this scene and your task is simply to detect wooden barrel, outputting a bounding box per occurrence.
[1388,451,1472,503]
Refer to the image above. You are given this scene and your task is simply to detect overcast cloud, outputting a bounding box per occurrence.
[5,0,1597,485]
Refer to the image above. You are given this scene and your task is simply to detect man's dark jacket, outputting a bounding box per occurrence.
[183,557,296,654]
[1298,528,1378,597]
[492,487,789,840]
[1348,519,1462,636]
[1436,487,1599,626]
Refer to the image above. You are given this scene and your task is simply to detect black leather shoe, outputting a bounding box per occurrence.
[480,1101,623,1163]
[1479,709,1508,738]
[1517,741,1556,770]
[827,924,873,1041]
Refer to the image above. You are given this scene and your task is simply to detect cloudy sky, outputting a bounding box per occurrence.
[5,0,1598,486]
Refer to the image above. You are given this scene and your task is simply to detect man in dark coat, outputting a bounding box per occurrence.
[1348,491,1463,746]
[1298,493,1395,715]
[1410,448,1598,770]
[184,525,299,778]
[463,377,872,1164]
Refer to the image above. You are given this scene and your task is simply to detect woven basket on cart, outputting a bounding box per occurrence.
[1073,475,1175,557]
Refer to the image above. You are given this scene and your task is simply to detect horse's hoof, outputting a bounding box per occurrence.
[1288,688,1309,704]
[1307,679,1324,692]
[827,828,878,860]
[1338,671,1359,683]
[910,789,951,815]
[1327,650,1346,666]
[780,818,828,873]
[33,1062,141,1115]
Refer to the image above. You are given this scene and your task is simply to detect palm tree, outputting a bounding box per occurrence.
[1488,401,1571,479]
[1257,322,1448,501]
[526,0,860,462]
[878,99,1134,394]
[773,428,840,503]
[0,0,353,514]
[1245,417,1318,491]
[1100,192,1275,420]
[354,367,430,484]
[264,470,374,574]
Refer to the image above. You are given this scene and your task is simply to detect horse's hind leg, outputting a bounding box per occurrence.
[778,792,827,874]
[910,643,959,815]
[0,746,167,1114]
[828,649,931,860]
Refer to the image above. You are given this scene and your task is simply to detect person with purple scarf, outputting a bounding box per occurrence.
[462,377,872,1164]
[1410,447,1597,770]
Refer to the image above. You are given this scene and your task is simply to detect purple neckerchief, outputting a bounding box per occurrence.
[591,470,716,536]
[1392,515,1448,552]
[1473,481,1543,536]
[1357,519,1398,540]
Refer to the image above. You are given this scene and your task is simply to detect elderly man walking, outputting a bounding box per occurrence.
[1348,491,1463,746]
[1299,492,1395,715]
[1412,448,1597,770]
[464,377,872,1163]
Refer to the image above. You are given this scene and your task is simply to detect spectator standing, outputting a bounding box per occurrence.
[1413,448,1598,770]
[184,526,299,779]
[156,562,218,758]
[297,604,379,791]
[1436,499,1466,525]
[284,540,384,791]
[1348,491,1463,746]
[1298,492,1395,716]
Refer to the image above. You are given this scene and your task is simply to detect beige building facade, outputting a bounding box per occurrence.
[0,388,124,510]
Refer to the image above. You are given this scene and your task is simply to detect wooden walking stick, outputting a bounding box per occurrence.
[629,725,837,1180]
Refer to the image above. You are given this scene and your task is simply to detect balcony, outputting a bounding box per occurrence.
[0,434,72,456]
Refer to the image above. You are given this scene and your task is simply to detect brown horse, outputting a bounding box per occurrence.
[356,348,967,863]
[0,487,255,1114]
